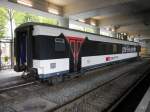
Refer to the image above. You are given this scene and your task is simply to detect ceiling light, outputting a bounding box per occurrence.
[17,0,32,7]
[48,8,59,15]
[78,19,85,23]
[106,27,110,31]
[90,21,96,26]
[111,28,115,32]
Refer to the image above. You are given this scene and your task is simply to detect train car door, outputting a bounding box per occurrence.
[66,36,84,72]
[14,31,27,72]
[14,27,33,72]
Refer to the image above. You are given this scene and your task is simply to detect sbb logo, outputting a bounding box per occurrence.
[106,57,112,61]
[106,56,118,61]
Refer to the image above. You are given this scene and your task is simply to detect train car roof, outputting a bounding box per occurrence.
[15,22,139,45]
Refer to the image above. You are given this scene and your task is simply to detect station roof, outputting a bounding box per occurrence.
[9,0,150,38]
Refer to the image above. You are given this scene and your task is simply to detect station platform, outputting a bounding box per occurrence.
[0,69,21,79]
[135,85,150,112]
[0,69,22,88]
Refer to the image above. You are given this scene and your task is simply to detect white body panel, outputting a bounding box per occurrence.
[33,53,137,77]
[33,25,138,46]
[81,53,138,67]
[33,58,69,77]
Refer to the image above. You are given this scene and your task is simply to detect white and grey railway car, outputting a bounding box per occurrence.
[14,22,141,79]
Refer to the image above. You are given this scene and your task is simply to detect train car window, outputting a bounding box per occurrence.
[32,36,51,59]
[122,45,127,53]
[55,38,65,52]
[81,40,125,56]
[113,44,117,54]
[134,46,137,52]
[126,45,129,53]
[81,40,98,56]
[92,41,101,55]
[32,35,69,59]
[128,45,131,53]
[122,45,137,53]
[105,43,113,54]
[130,45,136,52]
[96,42,105,55]
[117,44,122,54]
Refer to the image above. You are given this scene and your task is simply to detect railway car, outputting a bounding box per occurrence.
[14,22,141,81]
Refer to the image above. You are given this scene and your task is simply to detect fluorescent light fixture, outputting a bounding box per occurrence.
[90,21,96,26]
[106,27,110,31]
[78,19,85,23]
[112,28,115,32]
[17,0,32,7]
[48,8,59,15]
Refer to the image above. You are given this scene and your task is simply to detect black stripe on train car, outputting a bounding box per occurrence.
[32,34,70,60]
[80,38,138,57]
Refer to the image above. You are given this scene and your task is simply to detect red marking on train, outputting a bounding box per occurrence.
[65,36,84,43]
[106,56,118,61]
[65,36,85,65]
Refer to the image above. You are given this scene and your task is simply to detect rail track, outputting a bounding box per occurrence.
[106,65,150,112]
[49,60,150,112]
[0,80,38,93]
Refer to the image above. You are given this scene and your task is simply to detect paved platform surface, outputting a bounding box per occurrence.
[0,69,22,88]
[0,59,149,112]
[0,69,22,80]
[135,84,150,112]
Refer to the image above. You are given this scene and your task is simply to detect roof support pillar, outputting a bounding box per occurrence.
[58,17,69,28]
[93,27,100,35]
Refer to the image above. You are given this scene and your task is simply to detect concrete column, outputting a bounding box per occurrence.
[59,17,69,28]
[93,27,100,35]
[114,31,118,38]
[95,20,100,35]
[113,25,120,38]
